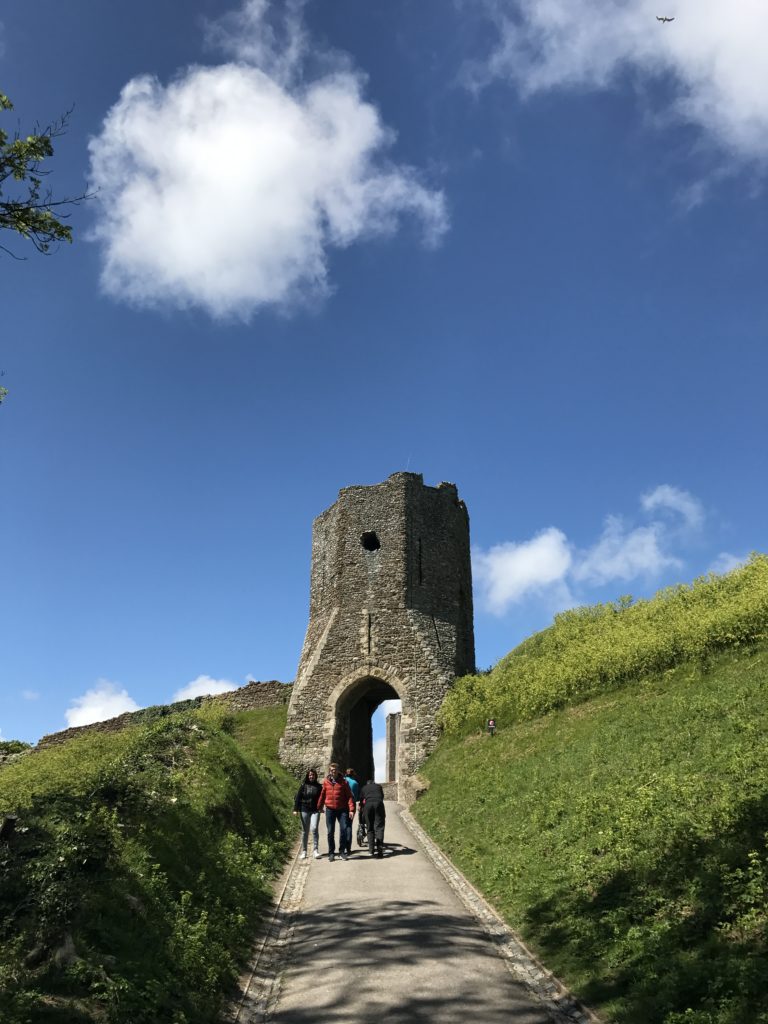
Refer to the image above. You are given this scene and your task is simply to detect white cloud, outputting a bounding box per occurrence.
[373,737,387,782]
[573,515,681,586]
[88,0,446,319]
[378,699,402,718]
[474,527,572,613]
[641,484,704,529]
[21,690,40,701]
[65,680,141,728]
[477,0,768,167]
[475,484,705,614]
[708,551,748,575]
[204,0,308,85]
[172,675,237,701]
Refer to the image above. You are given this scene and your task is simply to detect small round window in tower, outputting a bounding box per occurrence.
[361,531,381,552]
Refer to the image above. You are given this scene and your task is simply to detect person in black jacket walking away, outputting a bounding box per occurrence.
[359,779,386,858]
[293,768,322,859]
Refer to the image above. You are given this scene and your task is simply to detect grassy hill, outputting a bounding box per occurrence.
[416,557,768,1024]
[439,553,768,734]
[0,704,297,1024]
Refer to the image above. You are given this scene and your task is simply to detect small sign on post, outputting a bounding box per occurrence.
[487,718,496,737]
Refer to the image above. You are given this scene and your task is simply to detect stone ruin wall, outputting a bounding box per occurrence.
[34,680,292,751]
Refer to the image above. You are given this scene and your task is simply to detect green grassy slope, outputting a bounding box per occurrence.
[440,554,768,734]
[416,564,768,1024]
[0,705,297,1024]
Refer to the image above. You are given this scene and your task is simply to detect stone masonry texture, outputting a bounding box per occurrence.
[279,472,475,792]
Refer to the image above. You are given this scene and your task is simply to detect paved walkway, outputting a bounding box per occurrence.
[229,806,596,1024]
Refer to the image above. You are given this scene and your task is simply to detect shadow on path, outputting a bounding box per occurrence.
[273,899,547,1024]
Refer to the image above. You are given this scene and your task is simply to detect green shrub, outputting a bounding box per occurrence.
[0,740,32,756]
[0,706,296,1024]
[440,554,768,733]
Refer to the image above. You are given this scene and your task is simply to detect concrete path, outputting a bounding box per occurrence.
[253,806,586,1024]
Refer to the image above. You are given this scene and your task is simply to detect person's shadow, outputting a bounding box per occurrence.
[382,843,416,856]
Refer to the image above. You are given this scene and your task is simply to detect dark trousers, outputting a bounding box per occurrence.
[325,807,349,855]
[345,805,358,850]
[364,801,386,853]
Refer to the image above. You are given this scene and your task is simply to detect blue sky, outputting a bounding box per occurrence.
[1,0,767,763]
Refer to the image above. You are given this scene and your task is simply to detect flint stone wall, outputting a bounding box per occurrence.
[36,680,292,750]
[279,472,475,787]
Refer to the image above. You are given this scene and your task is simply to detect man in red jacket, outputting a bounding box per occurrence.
[316,762,356,861]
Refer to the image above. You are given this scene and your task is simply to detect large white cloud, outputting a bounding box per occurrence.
[477,0,768,166]
[474,527,573,613]
[372,737,387,782]
[65,680,141,728]
[88,1,446,318]
[172,675,237,702]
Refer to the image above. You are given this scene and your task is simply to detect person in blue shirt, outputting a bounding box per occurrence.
[344,768,360,853]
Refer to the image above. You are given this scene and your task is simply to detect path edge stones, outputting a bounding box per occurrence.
[399,806,603,1024]
[223,844,309,1024]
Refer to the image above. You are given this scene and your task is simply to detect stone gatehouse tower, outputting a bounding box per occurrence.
[279,472,475,793]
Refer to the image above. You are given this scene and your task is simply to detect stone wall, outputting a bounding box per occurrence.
[279,472,475,788]
[385,712,401,783]
[36,680,292,751]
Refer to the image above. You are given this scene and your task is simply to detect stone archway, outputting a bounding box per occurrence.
[330,675,401,784]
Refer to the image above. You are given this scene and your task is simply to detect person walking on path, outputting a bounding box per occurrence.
[293,768,322,860]
[344,768,360,852]
[359,779,386,858]
[316,763,355,862]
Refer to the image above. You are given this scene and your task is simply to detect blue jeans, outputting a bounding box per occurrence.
[325,807,349,855]
[300,811,319,853]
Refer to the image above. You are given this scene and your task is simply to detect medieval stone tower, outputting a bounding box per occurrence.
[279,472,475,794]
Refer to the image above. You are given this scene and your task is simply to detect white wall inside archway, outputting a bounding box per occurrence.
[372,698,402,781]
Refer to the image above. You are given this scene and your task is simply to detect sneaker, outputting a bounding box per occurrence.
[328,853,335,862]
[341,852,349,861]
[299,850,307,860]
[313,849,320,859]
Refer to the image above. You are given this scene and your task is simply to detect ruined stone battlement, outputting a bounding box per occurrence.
[35,680,292,751]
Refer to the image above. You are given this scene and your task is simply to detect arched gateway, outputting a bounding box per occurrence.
[279,472,475,798]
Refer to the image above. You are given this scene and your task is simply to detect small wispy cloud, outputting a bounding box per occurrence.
[172,675,237,702]
[641,484,704,530]
[708,551,748,575]
[474,0,768,172]
[21,690,40,701]
[65,680,141,728]
[89,0,446,320]
[573,516,680,586]
[474,484,703,615]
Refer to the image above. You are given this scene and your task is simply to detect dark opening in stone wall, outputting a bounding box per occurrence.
[331,675,399,784]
